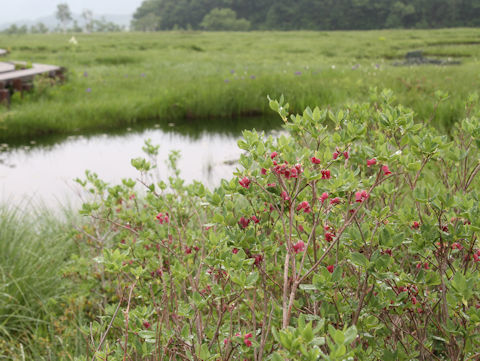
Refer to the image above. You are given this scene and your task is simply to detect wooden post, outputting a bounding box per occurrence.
[0,83,10,108]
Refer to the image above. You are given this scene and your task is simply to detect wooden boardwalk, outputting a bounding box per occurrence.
[0,63,61,82]
[0,61,64,106]
[0,62,15,73]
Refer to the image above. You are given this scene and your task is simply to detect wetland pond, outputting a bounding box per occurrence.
[0,117,281,207]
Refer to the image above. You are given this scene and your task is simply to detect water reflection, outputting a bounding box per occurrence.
[0,117,281,206]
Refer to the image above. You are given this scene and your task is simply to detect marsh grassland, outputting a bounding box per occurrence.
[0,29,479,143]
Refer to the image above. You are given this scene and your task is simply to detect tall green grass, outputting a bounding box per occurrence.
[0,203,78,359]
[0,29,479,143]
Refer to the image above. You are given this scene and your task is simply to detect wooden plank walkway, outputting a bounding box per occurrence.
[0,62,15,73]
[0,60,64,106]
[0,63,61,82]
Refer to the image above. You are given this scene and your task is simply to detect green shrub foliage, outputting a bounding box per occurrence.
[73,91,480,360]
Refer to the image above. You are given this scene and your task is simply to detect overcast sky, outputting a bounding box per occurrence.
[0,0,143,24]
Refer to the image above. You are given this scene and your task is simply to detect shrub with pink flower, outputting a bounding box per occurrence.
[73,93,480,361]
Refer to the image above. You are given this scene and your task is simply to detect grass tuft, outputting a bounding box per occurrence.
[0,202,77,359]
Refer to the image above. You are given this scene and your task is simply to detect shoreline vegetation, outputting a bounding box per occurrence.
[0,29,479,143]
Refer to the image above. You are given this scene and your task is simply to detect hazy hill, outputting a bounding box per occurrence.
[0,13,132,31]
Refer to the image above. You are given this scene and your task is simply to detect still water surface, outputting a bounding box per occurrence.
[0,118,280,206]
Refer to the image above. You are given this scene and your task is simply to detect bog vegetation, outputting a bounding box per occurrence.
[0,29,479,143]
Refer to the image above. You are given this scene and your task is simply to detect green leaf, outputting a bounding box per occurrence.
[451,271,467,295]
[271,353,284,361]
[198,343,211,360]
[138,330,156,340]
[237,139,249,150]
[431,336,447,343]
[246,271,259,287]
[212,213,224,223]
[350,252,369,268]
[271,326,279,342]
[313,107,321,122]
[303,322,314,343]
[382,349,398,361]
[300,284,318,291]
[344,325,357,344]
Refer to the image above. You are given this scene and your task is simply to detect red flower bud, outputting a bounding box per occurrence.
[355,190,369,203]
[156,212,170,224]
[310,156,321,164]
[320,192,329,203]
[238,217,250,229]
[325,232,335,242]
[382,165,392,176]
[452,242,463,250]
[330,197,341,205]
[293,241,306,254]
[239,177,251,189]
[296,201,310,211]
[253,254,263,266]
[367,158,377,167]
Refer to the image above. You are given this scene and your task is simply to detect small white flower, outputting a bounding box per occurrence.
[69,36,78,45]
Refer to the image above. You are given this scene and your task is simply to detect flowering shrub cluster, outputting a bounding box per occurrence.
[70,90,480,360]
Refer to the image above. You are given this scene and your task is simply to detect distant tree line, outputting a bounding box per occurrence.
[2,3,124,35]
[131,0,480,31]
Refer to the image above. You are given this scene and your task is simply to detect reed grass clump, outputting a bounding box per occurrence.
[0,203,77,359]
